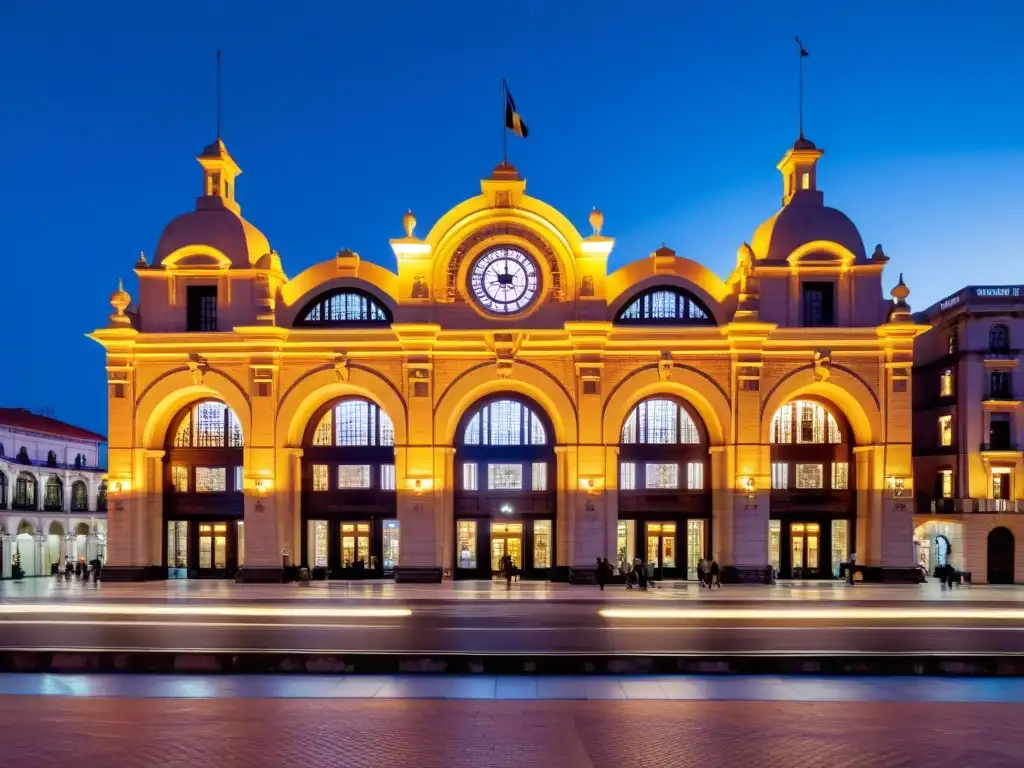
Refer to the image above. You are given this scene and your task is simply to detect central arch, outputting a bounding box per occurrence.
[988,527,1015,584]
[452,393,556,581]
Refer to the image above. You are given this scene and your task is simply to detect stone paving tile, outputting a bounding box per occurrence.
[1,698,1022,768]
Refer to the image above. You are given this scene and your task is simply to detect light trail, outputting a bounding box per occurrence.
[0,604,411,619]
[599,607,1024,621]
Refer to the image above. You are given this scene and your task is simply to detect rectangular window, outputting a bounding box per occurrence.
[940,369,954,397]
[939,415,953,447]
[989,413,1012,449]
[769,520,781,573]
[195,467,226,492]
[831,462,849,490]
[167,521,188,576]
[800,171,810,190]
[488,463,523,490]
[171,465,189,493]
[233,466,244,493]
[686,462,704,490]
[795,463,824,490]
[533,520,552,569]
[831,520,849,579]
[462,462,478,491]
[488,400,522,445]
[307,520,329,568]
[645,462,679,489]
[337,465,371,489]
[687,520,705,580]
[772,403,793,443]
[797,401,825,444]
[380,464,396,491]
[991,371,1011,398]
[619,462,636,490]
[335,401,370,446]
[939,469,953,499]
[771,462,789,490]
[531,462,547,491]
[802,281,835,327]
[312,464,329,491]
[186,285,218,332]
[382,520,400,572]
[456,520,477,569]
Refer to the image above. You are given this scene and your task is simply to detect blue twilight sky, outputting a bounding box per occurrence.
[0,0,1022,440]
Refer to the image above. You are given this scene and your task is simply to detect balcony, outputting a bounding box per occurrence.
[980,442,1020,453]
[927,498,1024,514]
[986,389,1016,401]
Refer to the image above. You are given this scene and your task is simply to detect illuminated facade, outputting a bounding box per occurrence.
[913,286,1024,583]
[90,134,924,582]
[0,409,107,578]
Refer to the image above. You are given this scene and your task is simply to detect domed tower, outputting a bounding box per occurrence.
[135,136,285,332]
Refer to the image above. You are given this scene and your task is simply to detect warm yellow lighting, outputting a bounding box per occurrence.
[579,476,602,493]
[254,477,272,496]
[742,477,755,494]
[0,604,412,619]
[111,480,130,494]
[408,477,433,495]
[886,475,907,496]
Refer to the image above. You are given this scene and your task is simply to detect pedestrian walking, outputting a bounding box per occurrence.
[634,557,648,590]
[709,557,721,589]
[696,556,707,588]
[847,552,857,585]
[503,554,513,590]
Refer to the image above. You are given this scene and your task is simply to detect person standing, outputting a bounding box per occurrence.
[847,552,857,585]
[709,557,721,589]
[596,557,606,591]
[697,556,707,588]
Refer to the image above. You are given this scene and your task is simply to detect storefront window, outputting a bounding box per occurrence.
[307,520,328,567]
[831,520,848,578]
[768,520,781,574]
[457,520,477,569]
[687,520,705,580]
[534,520,552,568]
[616,520,635,573]
[382,520,400,573]
[167,521,188,577]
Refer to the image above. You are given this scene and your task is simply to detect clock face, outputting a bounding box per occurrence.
[469,247,540,315]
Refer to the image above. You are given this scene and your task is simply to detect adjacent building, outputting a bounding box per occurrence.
[90,131,924,583]
[913,286,1024,583]
[0,408,107,577]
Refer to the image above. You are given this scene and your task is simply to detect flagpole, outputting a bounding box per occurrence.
[502,78,508,164]
[795,37,805,139]
[216,50,222,139]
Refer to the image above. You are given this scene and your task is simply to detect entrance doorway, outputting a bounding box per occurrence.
[340,522,372,569]
[198,522,229,577]
[645,522,677,577]
[790,522,821,578]
[490,522,523,573]
[988,526,1015,584]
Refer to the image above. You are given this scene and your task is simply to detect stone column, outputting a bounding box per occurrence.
[854,445,882,566]
[438,447,456,577]
[1,534,12,578]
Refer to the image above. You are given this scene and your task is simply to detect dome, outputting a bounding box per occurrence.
[750,200,866,262]
[155,205,271,268]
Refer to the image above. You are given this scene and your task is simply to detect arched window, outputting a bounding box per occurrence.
[990,324,1010,353]
[770,401,843,445]
[621,399,701,444]
[96,481,107,511]
[171,401,244,448]
[16,446,29,463]
[75,522,90,537]
[43,475,63,511]
[0,472,7,507]
[295,288,392,327]
[0,442,5,457]
[14,473,36,509]
[46,450,57,467]
[615,286,715,325]
[309,399,395,448]
[462,399,547,447]
[71,481,88,511]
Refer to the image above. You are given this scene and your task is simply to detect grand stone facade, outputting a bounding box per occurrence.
[90,133,925,582]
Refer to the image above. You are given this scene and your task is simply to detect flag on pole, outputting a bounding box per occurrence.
[796,36,809,57]
[504,80,529,138]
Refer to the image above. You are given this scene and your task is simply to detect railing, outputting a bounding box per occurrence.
[930,498,1024,514]
[0,456,105,473]
[986,390,1015,400]
[980,442,1019,452]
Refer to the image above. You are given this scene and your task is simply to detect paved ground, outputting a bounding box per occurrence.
[3,696,1021,767]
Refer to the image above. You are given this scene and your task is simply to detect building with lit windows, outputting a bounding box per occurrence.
[90,131,924,583]
[0,409,107,577]
[913,286,1024,583]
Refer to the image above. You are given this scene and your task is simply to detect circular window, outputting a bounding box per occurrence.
[468,247,540,315]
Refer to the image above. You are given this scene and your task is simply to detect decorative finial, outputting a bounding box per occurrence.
[872,243,888,261]
[890,272,910,303]
[589,207,604,236]
[136,250,148,267]
[109,278,132,326]
[402,209,416,238]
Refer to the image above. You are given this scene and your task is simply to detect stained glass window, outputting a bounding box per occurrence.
[620,399,699,444]
[488,463,523,490]
[771,401,840,445]
[461,400,547,446]
[336,400,370,446]
[616,286,715,324]
[531,462,547,491]
[489,400,522,445]
[195,467,227,492]
[312,464,329,491]
[645,463,678,489]
[195,402,227,447]
[795,464,823,490]
[297,290,391,326]
[313,412,332,446]
[831,462,849,490]
[338,465,371,489]
[172,465,189,492]
[173,414,192,448]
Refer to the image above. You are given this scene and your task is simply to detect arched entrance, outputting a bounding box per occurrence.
[299,397,398,579]
[46,521,65,573]
[453,395,556,580]
[987,527,1015,584]
[617,396,711,580]
[768,399,854,579]
[15,520,36,577]
[163,400,245,579]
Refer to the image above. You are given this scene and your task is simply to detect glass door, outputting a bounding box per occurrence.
[382,520,400,576]
[341,522,371,569]
[644,522,677,577]
[789,522,821,578]
[167,521,188,579]
[197,522,228,576]
[490,522,523,573]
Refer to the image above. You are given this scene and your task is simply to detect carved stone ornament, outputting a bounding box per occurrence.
[496,359,514,379]
[812,351,832,383]
[334,355,350,382]
[657,352,673,382]
[411,273,429,299]
[186,354,208,385]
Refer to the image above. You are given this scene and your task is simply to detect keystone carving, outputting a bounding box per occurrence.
[657,352,673,381]
[334,355,350,382]
[812,351,831,383]
[187,354,208,385]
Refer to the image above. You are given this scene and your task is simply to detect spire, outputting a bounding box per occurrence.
[196,51,242,213]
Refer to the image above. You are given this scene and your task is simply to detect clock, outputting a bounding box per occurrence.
[469,247,540,315]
